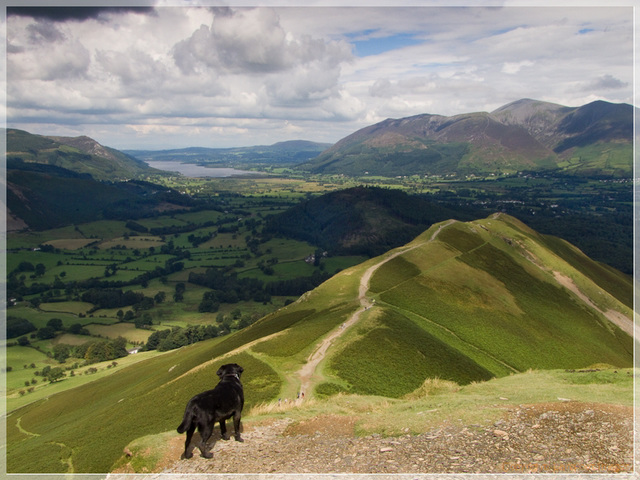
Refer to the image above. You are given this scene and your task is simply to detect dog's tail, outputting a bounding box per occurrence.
[177,405,194,434]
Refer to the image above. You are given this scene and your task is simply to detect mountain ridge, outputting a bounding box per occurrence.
[301,99,632,177]
[6,128,158,180]
[125,140,332,166]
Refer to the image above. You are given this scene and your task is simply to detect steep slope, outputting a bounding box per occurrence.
[6,128,158,180]
[302,99,632,177]
[286,214,632,397]
[6,214,632,473]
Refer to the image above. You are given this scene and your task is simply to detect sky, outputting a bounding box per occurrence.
[4,1,636,150]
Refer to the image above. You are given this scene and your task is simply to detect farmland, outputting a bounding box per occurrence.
[5,178,373,410]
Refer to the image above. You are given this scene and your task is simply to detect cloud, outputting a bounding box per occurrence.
[501,60,534,74]
[581,74,628,91]
[173,8,351,76]
[7,6,155,22]
[5,5,634,149]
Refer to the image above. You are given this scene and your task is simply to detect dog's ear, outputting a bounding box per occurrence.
[216,367,225,378]
[237,365,244,376]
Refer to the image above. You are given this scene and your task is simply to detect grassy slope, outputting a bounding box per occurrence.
[6,214,633,473]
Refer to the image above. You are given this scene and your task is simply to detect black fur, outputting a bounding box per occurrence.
[177,363,244,459]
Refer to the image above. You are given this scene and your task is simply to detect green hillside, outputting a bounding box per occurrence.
[264,186,476,256]
[6,214,633,473]
[6,128,157,180]
[302,99,632,177]
[7,161,196,230]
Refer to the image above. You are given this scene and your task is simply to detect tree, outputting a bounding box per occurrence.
[34,263,46,277]
[7,317,36,338]
[144,329,171,351]
[135,314,153,329]
[198,291,220,313]
[45,367,65,383]
[16,261,35,272]
[47,318,64,331]
[36,326,56,340]
[85,340,113,363]
[69,323,90,335]
[53,344,71,363]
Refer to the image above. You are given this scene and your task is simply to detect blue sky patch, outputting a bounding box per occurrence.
[351,32,423,57]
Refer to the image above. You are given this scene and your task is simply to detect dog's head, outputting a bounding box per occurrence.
[216,363,244,380]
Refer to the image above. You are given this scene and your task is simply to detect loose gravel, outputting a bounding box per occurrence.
[109,401,633,478]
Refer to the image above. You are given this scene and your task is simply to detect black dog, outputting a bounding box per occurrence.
[177,363,245,459]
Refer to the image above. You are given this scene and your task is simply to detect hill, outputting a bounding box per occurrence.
[6,128,158,180]
[264,185,477,256]
[125,140,331,168]
[302,99,632,177]
[6,213,633,473]
[7,160,196,230]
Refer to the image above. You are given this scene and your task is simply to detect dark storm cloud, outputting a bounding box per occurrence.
[7,6,155,22]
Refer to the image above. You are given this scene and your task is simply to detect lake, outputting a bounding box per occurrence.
[145,161,260,178]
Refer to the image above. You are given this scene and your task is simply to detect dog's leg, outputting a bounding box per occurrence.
[197,422,214,459]
[181,425,196,459]
[233,411,244,442]
[220,418,230,440]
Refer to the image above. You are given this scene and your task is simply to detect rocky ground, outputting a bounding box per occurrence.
[110,401,634,478]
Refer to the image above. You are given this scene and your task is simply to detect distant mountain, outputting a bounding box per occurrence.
[6,129,158,180]
[301,99,632,177]
[264,186,476,256]
[125,140,332,167]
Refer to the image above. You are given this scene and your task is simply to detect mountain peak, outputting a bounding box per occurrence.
[301,99,631,177]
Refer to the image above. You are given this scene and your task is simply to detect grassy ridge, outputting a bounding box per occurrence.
[370,220,631,376]
[6,213,633,473]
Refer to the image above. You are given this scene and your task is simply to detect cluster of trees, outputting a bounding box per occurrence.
[7,316,90,343]
[189,265,334,312]
[143,325,221,352]
[50,337,128,364]
[189,268,270,308]
[81,288,146,310]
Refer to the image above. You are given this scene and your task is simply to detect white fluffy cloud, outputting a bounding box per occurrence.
[5,4,634,149]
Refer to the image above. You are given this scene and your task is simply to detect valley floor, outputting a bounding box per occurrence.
[110,401,633,477]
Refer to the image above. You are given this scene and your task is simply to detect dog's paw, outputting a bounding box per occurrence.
[200,451,214,459]
[181,452,193,460]
[222,434,231,441]
[235,436,245,443]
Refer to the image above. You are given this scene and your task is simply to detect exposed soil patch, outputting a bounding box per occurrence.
[118,401,632,476]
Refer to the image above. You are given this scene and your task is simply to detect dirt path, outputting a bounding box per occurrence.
[111,401,633,476]
[552,271,635,337]
[297,221,456,396]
